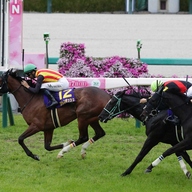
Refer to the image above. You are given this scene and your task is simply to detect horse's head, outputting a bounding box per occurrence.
[1,69,24,91]
[99,89,148,123]
[99,91,126,123]
[0,68,36,94]
[0,69,17,94]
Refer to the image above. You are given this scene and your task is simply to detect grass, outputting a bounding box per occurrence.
[0,113,191,192]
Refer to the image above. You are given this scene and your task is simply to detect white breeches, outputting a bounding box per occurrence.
[186,86,192,97]
[41,77,69,91]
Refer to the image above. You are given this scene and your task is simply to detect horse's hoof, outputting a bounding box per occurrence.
[121,172,127,177]
[69,139,75,144]
[186,171,191,179]
[34,155,40,161]
[57,155,63,159]
[81,153,86,159]
[145,168,152,173]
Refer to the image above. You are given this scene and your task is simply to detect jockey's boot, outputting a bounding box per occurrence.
[43,89,58,109]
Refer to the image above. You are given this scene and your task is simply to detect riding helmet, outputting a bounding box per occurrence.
[24,64,37,74]
[150,80,163,92]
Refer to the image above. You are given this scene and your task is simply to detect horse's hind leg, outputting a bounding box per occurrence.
[145,139,192,178]
[81,121,105,158]
[176,152,191,179]
[18,124,41,161]
[178,151,192,168]
[145,152,191,179]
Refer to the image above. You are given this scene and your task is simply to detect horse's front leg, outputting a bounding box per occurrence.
[44,129,74,151]
[18,124,41,161]
[57,136,88,158]
[121,136,159,176]
[80,121,106,159]
[57,121,89,158]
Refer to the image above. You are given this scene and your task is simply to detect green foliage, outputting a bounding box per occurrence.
[24,0,47,12]
[0,114,192,191]
[24,0,125,13]
[23,0,189,13]
[180,0,189,11]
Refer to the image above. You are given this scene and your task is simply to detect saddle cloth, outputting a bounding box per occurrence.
[43,88,76,108]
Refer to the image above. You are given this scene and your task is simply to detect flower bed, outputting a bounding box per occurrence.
[58,42,152,95]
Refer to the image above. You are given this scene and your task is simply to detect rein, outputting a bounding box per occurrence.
[11,84,22,94]
[7,78,35,113]
[19,94,35,113]
[12,84,35,113]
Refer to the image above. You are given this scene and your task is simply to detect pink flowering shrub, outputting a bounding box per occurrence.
[58,42,150,79]
[57,42,153,98]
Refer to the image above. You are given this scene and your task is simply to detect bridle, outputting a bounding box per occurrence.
[103,94,142,120]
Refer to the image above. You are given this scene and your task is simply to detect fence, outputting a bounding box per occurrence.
[48,57,192,128]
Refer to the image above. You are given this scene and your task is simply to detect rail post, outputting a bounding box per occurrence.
[43,32,50,69]
[189,0,192,14]
[137,39,142,60]
[47,0,52,13]
[2,93,14,128]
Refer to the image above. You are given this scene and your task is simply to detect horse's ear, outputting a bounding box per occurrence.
[11,68,24,77]
[8,68,18,75]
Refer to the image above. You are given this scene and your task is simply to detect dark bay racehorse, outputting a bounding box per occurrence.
[0,69,111,160]
[140,88,192,176]
[99,90,192,178]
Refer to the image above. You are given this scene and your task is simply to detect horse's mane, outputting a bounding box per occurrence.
[117,88,151,99]
[8,69,23,82]
[7,68,36,87]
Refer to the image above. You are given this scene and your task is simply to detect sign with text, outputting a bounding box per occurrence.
[67,78,106,89]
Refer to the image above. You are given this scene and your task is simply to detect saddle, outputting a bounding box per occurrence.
[163,109,180,125]
[43,88,76,108]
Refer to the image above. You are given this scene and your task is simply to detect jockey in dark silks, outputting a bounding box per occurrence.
[162,80,192,95]
[141,80,192,125]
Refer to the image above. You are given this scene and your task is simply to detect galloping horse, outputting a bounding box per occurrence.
[0,69,111,160]
[99,90,192,178]
[141,88,192,177]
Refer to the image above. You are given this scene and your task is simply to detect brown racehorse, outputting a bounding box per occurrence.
[0,69,111,160]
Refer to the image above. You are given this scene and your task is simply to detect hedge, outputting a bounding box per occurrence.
[23,0,189,13]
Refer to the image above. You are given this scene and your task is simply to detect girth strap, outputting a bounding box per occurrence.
[175,125,184,142]
[51,108,61,128]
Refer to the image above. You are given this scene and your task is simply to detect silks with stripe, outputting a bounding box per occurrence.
[163,80,192,94]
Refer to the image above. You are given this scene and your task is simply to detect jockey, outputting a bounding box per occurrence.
[140,80,192,125]
[150,80,164,92]
[140,80,192,104]
[21,64,69,109]
[140,80,164,104]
